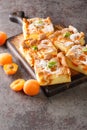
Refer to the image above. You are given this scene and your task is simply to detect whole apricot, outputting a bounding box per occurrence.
[23,79,40,96]
[0,53,12,66]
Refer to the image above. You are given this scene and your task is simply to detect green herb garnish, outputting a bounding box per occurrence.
[82,47,87,52]
[38,20,43,24]
[32,46,38,50]
[63,32,71,38]
[47,61,57,68]
[34,20,43,26]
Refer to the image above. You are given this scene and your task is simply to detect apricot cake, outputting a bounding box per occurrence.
[20,16,87,86]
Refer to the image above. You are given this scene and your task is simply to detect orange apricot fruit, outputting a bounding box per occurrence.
[3,63,18,75]
[0,53,12,66]
[23,79,40,96]
[0,31,7,46]
[10,79,25,92]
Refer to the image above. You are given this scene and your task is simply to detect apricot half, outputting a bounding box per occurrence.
[10,79,25,92]
[3,63,18,75]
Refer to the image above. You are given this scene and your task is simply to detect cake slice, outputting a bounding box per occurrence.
[49,25,85,53]
[34,52,71,86]
[66,44,87,75]
[22,17,54,40]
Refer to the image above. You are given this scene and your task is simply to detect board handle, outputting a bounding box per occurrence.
[9,11,27,25]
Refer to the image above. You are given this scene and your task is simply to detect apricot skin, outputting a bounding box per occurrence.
[10,79,25,92]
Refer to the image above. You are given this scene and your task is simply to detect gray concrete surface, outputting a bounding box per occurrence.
[0,0,87,130]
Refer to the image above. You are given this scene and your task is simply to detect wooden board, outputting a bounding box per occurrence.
[6,34,87,97]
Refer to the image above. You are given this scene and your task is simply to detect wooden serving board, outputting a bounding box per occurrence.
[6,34,87,97]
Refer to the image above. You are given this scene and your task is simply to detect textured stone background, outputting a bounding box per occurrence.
[0,0,87,130]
